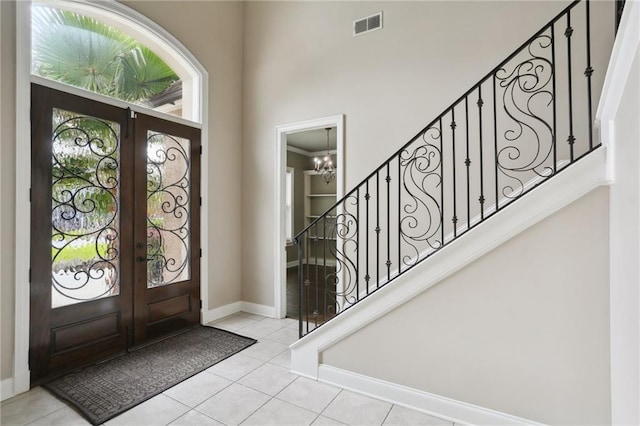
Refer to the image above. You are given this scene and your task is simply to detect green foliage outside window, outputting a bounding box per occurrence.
[32,4,179,105]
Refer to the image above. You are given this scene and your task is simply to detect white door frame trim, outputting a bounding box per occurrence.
[274,115,345,319]
[12,0,209,397]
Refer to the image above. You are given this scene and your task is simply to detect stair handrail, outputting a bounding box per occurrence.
[295,0,608,337]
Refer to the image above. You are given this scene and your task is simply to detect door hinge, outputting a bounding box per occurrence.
[199,146,203,155]
[129,108,137,119]
[29,188,32,202]
[199,248,202,258]
[199,197,202,206]
[28,268,31,283]
[199,300,203,309]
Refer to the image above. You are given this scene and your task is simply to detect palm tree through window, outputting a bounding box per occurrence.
[31,4,183,115]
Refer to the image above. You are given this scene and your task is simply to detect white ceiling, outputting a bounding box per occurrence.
[286,127,337,153]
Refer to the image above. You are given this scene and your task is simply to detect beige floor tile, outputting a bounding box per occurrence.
[210,316,259,332]
[383,406,454,425]
[322,390,392,426]
[268,349,291,368]
[104,394,189,426]
[235,312,269,321]
[235,321,285,339]
[241,340,288,362]
[163,371,232,407]
[277,377,341,413]
[312,416,347,426]
[168,409,224,426]
[25,405,90,426]
[241,398,317,426]
[206,353,264,381]
[238,363,297,396]
[0,387,66,426]
[195,383,269,426]
[264,327,300,345]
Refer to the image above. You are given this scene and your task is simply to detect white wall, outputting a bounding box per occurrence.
[240,0,614,306]
[608,47,640,426]
[322,187,611,425]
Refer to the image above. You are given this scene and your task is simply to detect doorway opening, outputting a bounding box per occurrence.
[274,115,345,319]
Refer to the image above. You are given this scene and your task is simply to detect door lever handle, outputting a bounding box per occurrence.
[136,256,147,263]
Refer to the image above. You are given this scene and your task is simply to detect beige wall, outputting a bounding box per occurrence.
[240,0,613,306]
[322,188,611,425]
[0,1,244,380]
[1,0,16,381]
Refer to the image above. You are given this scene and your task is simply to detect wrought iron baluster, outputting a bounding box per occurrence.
[356,188,360,301]
[323,217,327,327]
[551,24,558,174]
[365,180,370,294]
[465,97,470,232]
[305,232,310,334]
[478,86,485,220]
[566,10,575,162]
[297,236,304,337]
[440,117,444,247]
[493,74,499,212]
[386,163,391,282]
[376,171,380,289]
[451,109,458,238]
[397,156,401,275]
[314,223,319,328]
[585,0,594,151]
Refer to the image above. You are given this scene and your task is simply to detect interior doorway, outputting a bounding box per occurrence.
[274,115,345,320]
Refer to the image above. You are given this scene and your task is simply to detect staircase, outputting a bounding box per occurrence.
[290,1,618,422]
[294,0,611,338]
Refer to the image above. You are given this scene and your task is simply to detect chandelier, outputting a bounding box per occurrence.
[314,127,336,184]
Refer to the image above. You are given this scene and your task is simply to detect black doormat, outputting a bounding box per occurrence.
[43,326,256,425]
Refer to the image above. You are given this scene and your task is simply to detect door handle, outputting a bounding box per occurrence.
[136,256,147,263]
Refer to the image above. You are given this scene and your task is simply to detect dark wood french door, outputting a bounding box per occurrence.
[29,84,201,384]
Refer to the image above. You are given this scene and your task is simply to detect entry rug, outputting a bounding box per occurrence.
[43,326,256,425]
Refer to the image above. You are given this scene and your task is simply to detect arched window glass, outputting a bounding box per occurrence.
[31,3,186,118]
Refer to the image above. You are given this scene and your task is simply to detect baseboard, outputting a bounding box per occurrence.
[202,301,241,324]
[1,377,14,402]
[241,301,276,318]
[318,365,543,426]
[202,301,276,323]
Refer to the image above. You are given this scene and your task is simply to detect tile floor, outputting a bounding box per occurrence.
[1,313,454,426]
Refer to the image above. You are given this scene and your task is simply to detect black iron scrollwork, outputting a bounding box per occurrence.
[146,132,191,287]
[399,125,443,267]
[325,194,359,318]
[51,109,120,306]
[495,32,555,200]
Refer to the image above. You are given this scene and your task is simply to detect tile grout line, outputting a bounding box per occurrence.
[380,403,394,426]
[317,388,344,423]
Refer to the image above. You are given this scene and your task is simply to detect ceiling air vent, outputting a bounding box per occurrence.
[353,12,383,37]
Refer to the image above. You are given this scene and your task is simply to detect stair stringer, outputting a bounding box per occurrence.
[290,148,609,418]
